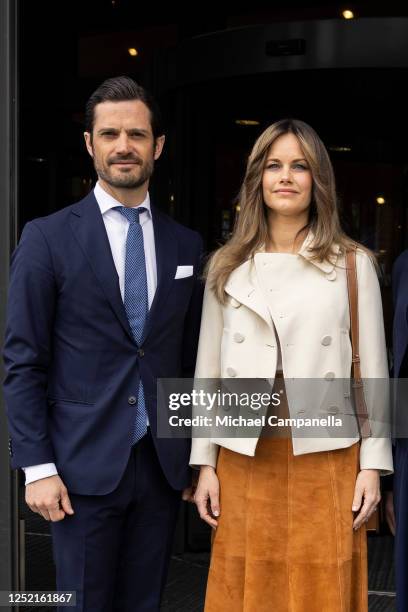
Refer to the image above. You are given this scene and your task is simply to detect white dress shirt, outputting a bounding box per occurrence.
[23,181,157,485]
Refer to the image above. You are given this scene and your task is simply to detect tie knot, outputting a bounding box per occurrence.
[115,206,147,224]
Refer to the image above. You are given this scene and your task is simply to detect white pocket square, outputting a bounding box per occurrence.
[175,265,194,279]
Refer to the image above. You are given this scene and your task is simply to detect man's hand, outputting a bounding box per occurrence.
[181,470,199,503]
[352,469,381,530]
[194,465,220,529]
[182,486,195,503]
[25,475,74,522]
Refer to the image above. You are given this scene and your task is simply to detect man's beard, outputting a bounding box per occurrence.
[94,155,154,189]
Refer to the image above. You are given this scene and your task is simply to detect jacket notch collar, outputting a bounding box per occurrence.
[297,230,341,275]
[224,260,272,329]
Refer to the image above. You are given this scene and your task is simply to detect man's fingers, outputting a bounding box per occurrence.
[182,486,196,503]
[48,502,67,522]
[389,514,396,536]
[38,509,51,521]
[39,499,63,522]
[25,476,74,522]
[385,492,396,536]
[27,502,50,521]
[60,490,74,515]
[39,498,67,523]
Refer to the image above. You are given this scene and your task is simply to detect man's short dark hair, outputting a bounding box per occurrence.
[85,76,163,139]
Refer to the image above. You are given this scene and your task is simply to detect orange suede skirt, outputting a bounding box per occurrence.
[204,384,367,612]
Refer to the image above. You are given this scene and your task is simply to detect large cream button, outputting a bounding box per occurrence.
[233,332,245,343]
[230,298,241,308]
[324,371,335,381]
[321,335,332,346]
[327,406,339,415]
[326,270,337,281]
[227,367,237,377]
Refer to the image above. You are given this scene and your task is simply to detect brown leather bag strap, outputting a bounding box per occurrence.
[345,248,371,438]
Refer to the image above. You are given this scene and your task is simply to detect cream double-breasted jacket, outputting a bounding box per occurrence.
[189,234,393,474]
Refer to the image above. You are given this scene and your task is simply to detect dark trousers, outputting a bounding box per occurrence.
[50,431,181,612]
[395,438,408,612]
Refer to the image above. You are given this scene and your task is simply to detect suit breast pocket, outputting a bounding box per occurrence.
[170,274,195,302]
[174,265,194,280]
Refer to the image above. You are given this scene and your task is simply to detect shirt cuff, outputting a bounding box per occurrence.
[22,463,58,485]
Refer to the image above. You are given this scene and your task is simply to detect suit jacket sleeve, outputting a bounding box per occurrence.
[392,250,408,378]
[357,251,393,474]
[3,221,57,468]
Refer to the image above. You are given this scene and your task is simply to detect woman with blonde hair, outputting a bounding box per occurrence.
[190,119,393,611]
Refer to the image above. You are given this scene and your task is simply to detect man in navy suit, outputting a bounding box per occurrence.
[392,250,408,612]
[3,76,203,611]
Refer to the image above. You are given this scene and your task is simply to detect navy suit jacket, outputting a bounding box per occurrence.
[393,249,408,378]
[3,191,204,495]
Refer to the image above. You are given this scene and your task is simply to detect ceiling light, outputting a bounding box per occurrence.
[128,48,138,57]
[342,9,354,19]
[376,196,386,205]
[235,119,260,126]
[328,145,352,152]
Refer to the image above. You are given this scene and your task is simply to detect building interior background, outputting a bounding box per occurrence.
[12,0,408,609]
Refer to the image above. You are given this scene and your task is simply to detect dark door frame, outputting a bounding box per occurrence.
[0,0,20,606]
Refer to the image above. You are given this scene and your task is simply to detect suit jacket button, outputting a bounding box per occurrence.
[321,335,332,346]
[137,348,145,358]
[128,396,137,405]
[227,367,237,377]
[233,333,245,343]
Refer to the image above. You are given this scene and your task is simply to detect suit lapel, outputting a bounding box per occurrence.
[69,192,135,343]
[142,205,178,343]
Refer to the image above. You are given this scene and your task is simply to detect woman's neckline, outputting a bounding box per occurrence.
[257,251,299,256]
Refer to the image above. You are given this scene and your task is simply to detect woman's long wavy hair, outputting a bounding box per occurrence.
[207,118,367,303]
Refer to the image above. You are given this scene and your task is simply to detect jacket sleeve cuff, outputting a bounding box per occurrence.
[359,437,394,476]
[189,439,219,469]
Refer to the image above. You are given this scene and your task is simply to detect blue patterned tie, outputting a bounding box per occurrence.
[115,205,148,444]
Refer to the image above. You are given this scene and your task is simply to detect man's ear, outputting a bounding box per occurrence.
[84,132,94,158]
[154,135,165,161]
